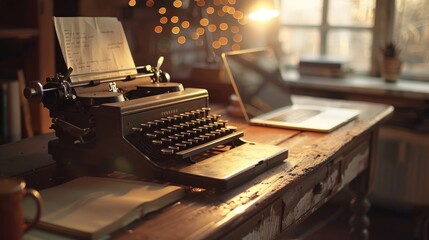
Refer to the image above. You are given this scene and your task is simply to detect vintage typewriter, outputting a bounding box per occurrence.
[24,58,288,191]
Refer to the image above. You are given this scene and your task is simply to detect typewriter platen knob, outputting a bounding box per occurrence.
[23,81,44,101]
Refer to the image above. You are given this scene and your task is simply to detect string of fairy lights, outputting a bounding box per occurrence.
[129,0,248,52]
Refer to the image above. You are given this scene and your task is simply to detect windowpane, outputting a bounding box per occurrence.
[327,30,371,72]
[279,28,320,66]
[395,0,429,78]
[328,0,375,27]
[280,0,322,25]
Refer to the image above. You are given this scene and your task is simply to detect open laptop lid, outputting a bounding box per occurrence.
[221,47,293,122]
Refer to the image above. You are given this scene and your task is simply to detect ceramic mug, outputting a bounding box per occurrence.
[0,178,42,240]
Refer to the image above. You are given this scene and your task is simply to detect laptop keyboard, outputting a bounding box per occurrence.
[268,109,321,123]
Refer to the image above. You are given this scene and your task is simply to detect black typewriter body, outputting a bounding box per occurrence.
[25,65,288,191]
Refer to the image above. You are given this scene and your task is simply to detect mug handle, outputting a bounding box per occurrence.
[23,188,42,232]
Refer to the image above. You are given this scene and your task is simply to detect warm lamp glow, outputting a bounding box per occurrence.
[248,8,279,22]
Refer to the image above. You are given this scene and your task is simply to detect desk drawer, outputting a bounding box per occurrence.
[221,200,283,240]
[281,164,339,230]
[281,139,370,230]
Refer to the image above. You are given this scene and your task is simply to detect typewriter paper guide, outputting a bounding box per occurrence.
[54,17,137,82]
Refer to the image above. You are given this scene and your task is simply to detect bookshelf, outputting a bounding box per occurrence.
[0,0,55,138]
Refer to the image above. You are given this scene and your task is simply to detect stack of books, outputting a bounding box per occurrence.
[298,55,350,78]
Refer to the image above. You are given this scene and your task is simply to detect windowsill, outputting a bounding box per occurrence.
[282,71,429,100]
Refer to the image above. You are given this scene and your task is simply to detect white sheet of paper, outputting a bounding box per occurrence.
[53,17,137,82]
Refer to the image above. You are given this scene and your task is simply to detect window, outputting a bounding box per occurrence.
[279,0,375,73]
[278,0,429,80]
[395,0,429,80]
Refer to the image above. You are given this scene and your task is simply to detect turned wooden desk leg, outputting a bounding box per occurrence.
[349,171,370,240]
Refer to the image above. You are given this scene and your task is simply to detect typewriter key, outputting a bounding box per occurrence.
[160,148,174,155]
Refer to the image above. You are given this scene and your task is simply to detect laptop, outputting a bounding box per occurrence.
[221,47,360,132]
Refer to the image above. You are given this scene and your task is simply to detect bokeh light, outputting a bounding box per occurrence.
[173,0,182,8]
[129,0,136,7]
[231,25,240,33]
[181,21,190,28]
[159,7,166,14]
[206,7,215,14]
[219,37,228,45]
[172,26,180,34]
[196,27,205,35]
[231,44,241,50]
[149,0,247,52]
[219,23,228,31]
[145,0,154,7]
[212,41,221,49]
[160,16,168,24]
[177,36,186,44]
[154,25,163,33]
[208,24,217,32]
[233,11,244,19]
[200,18,209,27]
[171,16,179,23]
[196,0,205,7]
[233,34,242,43]
[192,32,200,40]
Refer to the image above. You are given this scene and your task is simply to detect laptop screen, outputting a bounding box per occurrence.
[222,47,293,119]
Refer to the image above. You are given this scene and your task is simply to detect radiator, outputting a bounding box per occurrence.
[371,127,429,206]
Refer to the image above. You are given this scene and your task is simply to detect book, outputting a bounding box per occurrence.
[298,65,349,78]
[0,77,21,143]
[24,177,184,240]
[298,55,350,69]
[298,55,351,78]
[0,82,7,144]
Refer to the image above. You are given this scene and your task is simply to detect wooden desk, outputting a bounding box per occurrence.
[282,75,429,207]
[1,96,393,240]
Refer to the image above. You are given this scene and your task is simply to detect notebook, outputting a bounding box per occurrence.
[24,177,184,240]
[221,47,360,132]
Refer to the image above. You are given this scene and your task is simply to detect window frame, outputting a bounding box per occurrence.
[277,0,427,80]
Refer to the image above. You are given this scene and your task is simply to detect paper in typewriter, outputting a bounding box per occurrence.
[54,17,137,82]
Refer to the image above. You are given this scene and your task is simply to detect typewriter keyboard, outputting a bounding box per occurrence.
[128,108,244,162]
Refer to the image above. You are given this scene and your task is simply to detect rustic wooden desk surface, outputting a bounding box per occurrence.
[1,95,393,240]
[110,96,393,240]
